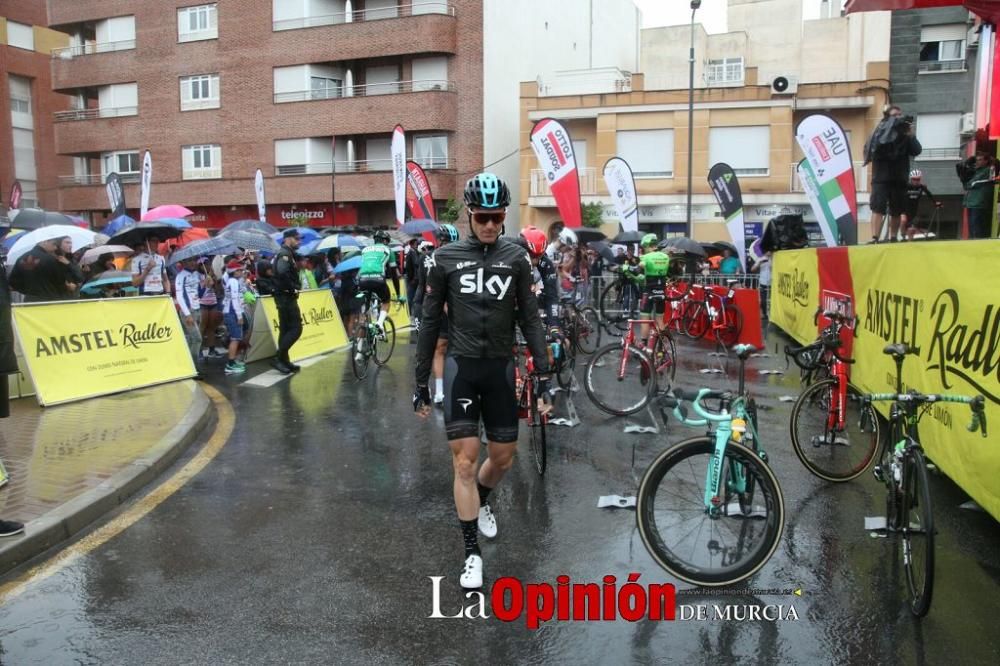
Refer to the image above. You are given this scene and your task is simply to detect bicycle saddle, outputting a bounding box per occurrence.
[883,343,912,358]
[733,344,758,360]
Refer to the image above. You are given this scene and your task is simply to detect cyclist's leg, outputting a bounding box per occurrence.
[477,358,519,534]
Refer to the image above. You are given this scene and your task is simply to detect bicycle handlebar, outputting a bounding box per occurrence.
[660,388,734,427]
[867,392,988,438]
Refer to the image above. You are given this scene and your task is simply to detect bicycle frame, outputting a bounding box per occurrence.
[620,314,671,376]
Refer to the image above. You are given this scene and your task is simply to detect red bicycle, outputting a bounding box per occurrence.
[514,343,549,476]
[681,279,743,347]
[787,308,882,481]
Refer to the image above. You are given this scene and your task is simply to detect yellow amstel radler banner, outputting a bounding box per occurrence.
[248,289,348,363]
[769,248,819,344]
[12,296,196,406]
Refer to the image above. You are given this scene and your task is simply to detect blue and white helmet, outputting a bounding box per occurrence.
[463,172,510,210]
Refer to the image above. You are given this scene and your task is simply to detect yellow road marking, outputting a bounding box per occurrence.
[0,384,234,604]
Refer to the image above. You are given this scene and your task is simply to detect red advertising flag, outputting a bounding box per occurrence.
[405,161,436,220]
[530,118,582,228]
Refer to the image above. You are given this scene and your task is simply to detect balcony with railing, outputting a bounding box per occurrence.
[529,168,599,197]
[273,1,454,31]
[274,79,454,104]
[789,162,870,193]
[51,39,135,59]
[918,59,966,74]
[916,147,962,161]
[275,157,455,176]
[54,116,141,155]
[58,172,140,187]
[53,106,137,122]
[270,89,456,135]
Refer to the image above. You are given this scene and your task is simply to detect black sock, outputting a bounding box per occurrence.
[460,519,480,557]
[477,481,493,507]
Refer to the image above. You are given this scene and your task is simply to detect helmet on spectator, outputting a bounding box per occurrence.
[909,169,922,182]
[558,227,578,247]
[373,229,391,244]
[519,226,547,257]
[641,233,658,248]
[437,223,459,244]
[463,172,510,209]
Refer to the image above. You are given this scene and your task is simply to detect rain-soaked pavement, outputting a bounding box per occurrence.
[1,327,999,664]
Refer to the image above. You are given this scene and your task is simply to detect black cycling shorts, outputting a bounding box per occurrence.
[358,277,390,305]
[640,281,666,315]
[443,356,518,443]
[870,182,907,216]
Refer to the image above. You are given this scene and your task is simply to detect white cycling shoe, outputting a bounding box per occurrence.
[461,554,483,589]
[478,504,498,539]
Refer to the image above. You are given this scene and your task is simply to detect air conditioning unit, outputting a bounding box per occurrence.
[771,75,798,95]
[960,112,976,135]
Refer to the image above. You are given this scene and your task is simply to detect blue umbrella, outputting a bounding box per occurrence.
[297,239,322,256]
[219,229,281,253]
[168,236,238,263]
[401,219,439,235]
[156,217,192,229]
[315,234,361,251]
[270,228,320,244]
[80,271,135,293]
[333,256,362,274]
[101,215,136,237]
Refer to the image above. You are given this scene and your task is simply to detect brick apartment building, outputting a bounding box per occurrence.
[43,0,483,229]
[0,0,72,212]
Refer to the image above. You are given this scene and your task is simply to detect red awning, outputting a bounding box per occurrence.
[846,0,1000,25]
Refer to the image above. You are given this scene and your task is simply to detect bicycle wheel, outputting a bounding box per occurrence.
[527,386,547,476]
[636,436,785,586]
[902,447,934,617]
[715,304,743,347]
[373,317,396,366]
[789,379,881,482]
[683,303,709,340]
[350,323,370,380]
[575,307,602,354]
[651,332,677,389]
[599,280,633,336]
[556,341,576,390]
[584,343,655,416]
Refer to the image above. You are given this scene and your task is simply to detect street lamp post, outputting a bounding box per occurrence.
[686,0,701,239]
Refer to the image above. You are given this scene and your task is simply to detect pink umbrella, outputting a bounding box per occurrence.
[142,204,194,221]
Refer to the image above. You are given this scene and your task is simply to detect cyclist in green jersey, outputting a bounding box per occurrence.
[628,233,671,343]
[357,230,403,333]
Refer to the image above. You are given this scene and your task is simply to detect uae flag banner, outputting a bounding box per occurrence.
[602,157,639,232]
[795,114,858,245]
[797,159,839,248]
[391,125,406,226]
[405,161,436,220]
[707,163,747,270]
[530,118,582,228]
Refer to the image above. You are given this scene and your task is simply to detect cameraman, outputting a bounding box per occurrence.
[957,152,996,239]
[864,105,923,243]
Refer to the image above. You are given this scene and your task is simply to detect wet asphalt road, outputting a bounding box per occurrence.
[1,326,999,664]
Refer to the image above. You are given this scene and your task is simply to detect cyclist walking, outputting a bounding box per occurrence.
[628,233,671,344]
[424,223,459,405]
[413,173,551,589]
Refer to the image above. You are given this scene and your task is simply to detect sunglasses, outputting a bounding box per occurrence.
[470,211,506,226]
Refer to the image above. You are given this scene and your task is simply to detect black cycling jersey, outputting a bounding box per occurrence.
[415,237,549,385]
[536,254,560,325]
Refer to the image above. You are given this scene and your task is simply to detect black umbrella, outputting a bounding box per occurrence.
[109,221,184,246]
[658,236,707,257]
[588,240,616,263]
[712,240,739,255]
[168,236,238,264]
[222,219,278,235]
[8,208,75,231]
[612,230,645,243]
[574,228,607,244]
[218,229,281,253]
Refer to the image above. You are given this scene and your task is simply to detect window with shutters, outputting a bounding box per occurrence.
[310,76,343,100]
[709,126,770,176]
[6,21,35,51]
[180,74,220,110]
[101,151,141,181]
[413,135,449,169]
[182,144,222,179]
[617,130,674,178]
[178,4,218,42]
[919,24,966,72]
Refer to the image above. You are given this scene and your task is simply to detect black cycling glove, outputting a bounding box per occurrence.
[413,384,431,411]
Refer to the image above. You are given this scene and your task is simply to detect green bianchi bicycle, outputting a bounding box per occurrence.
[350,290,396,379]
[636,344,785,586]
[863,343,987,618]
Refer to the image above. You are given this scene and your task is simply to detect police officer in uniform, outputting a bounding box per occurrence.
[273,228,303,374]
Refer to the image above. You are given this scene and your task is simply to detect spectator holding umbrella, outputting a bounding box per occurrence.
[221,260,247,375]
[130,240,170,296]
[56,237,85,296]
[719,248,740,275]
[9,238,75,302]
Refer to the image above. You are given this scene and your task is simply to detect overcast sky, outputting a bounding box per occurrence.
[632,1,835,34]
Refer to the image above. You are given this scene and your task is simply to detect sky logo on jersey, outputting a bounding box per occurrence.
[459,268,512,300]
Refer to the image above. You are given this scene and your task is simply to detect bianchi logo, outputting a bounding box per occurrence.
[456,261,477,270]
[457,398,473,413]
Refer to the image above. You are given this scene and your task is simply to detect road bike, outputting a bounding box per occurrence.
[350,290,396,379]
[787,308,883,481]
[599,264,692,336]
[636,344,784,586]
[681,279,742,347]
[514,342,550,476]
[559,279,602,355]
[584,304,678,416]
[863,343,986,617]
